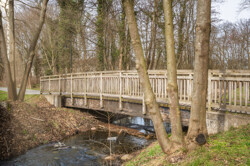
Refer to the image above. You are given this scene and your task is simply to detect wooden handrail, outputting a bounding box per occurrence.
[40,70,250,113]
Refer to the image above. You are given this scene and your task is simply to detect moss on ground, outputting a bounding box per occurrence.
[125,124,250,166]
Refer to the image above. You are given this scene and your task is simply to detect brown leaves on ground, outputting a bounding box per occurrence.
[0,96,98,160]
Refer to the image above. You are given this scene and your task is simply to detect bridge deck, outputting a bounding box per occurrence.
[40,70,250,114]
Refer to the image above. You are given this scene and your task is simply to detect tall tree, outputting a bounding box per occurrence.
[123,0,183,153]
[18,0,49,101]
[8,0,17,88]
[0,11,17,100]
[163,0,184,146]
[187,0,211,147]
[96,0,106,70]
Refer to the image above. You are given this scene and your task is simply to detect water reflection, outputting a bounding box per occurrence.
[113,117,171,134]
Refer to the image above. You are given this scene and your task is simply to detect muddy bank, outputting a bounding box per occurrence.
[0,96,146,160]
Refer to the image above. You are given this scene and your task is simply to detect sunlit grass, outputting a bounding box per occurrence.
[125,124,250,166]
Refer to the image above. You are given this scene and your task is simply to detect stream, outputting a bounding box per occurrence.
[0,116,167,166]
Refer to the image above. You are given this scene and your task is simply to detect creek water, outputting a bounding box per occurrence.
[113,116,171,134]
[1,117,163,166]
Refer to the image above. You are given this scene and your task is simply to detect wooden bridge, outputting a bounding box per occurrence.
[40,70,250,132]
[40,70,250,123]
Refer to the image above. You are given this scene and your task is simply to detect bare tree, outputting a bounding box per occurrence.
[18,0,49,101]
[123,0,180,154]
[0,11,17,100]
[187,0,211,148]
[8,0,16,88]
[163,0,184,146]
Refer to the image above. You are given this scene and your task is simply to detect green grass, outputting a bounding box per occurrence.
[0,90,8,101]
[0,90,39,102]
[125,124,250,166]
[126,142,166,166]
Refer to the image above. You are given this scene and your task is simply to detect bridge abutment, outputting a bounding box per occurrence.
[44,95,62,108]
[206,111,250,134]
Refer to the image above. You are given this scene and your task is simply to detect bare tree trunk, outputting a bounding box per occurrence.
[80,25,88,62]
[123,0,173,153]
[176,0,187,69]
[8,0,16,87]
[153,46,162,69]
[149,0,158,70]
[187,0,211,147]
[0,11,17,100]
[163,0,184,146]
[18,0,49,101]
[118,45,124,70]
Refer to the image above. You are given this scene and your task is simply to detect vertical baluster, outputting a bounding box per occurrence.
[189,74,192,102]
[161,78,164,98]
[215,80,217,104]
[212,80,214,103]
[165,75,167,98]
[219,80,221,105]
[138,77,140,96]
[119,72,122,110]
[180,79,183,100]
[229,81,231,105]
[49,76,51,94]
[152,78,155,95]
[240,81,242,106]
[156,78,158,98]
[71,74,73,101]
[245,82,247,107]
[223,81,226,105]
[84,75,87,106]
[234,81,237,106]
[184,79,186,101]
[100,73,103,108]
[187,79,190,101]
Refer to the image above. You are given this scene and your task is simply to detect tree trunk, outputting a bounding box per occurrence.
[148,0,158,70]
[80,25,88,62]
[0,11,17,100]
[8,0,16,87]
[123,0,173,153]
[187,0,211,146]
[176,0,187,69]
[18,0,49,101]
[163,0,184,146]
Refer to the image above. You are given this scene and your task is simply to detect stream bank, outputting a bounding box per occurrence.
[0,96,149,161]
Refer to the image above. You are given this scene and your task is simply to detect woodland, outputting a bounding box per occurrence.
[0,0,249,154]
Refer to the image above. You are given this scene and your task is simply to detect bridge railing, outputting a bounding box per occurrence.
[40,70,250,113]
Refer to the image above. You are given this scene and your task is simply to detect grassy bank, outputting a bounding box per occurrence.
[125,124,250,166]
[0,90,38,102]
[0,96,100,160]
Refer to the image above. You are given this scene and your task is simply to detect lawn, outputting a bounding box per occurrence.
[0,90,39,102]
[125,124,250,166]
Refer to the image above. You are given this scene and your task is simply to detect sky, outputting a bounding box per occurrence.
[0,0,249,23]
[215,0,250,22]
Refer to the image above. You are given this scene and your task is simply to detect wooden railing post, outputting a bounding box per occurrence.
[142,93,146,114]
[84,74,87,106]
[59,75,61,94]
[40,77,42,94]
[207,70,212,112]
[119,72,123,110]
[71,73,73,103]
[49,76,51,94]
[100,73,103,108]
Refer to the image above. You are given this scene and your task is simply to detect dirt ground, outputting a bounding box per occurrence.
[0,96,146,160]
